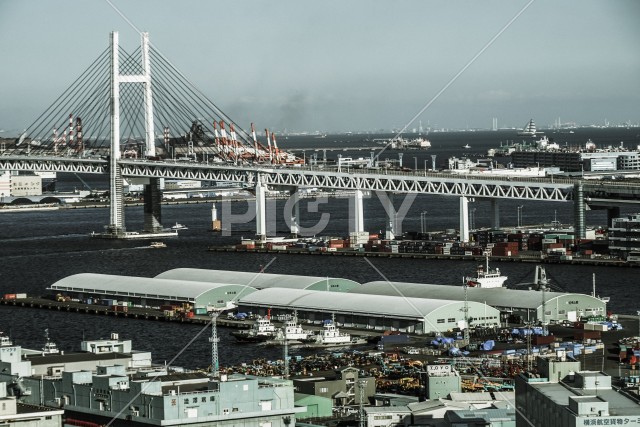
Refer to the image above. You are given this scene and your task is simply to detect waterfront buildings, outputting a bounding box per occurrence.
[515,357,640,427]
[0,334,302,427]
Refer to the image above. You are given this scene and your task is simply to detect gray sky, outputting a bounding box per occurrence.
[1,0,638,134]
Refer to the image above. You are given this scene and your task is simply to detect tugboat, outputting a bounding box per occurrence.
[265,312,314,345]
[463,254,508,288]
[42,329,60,355]
[231,316,276,343]
[303,315,366,347]
[0,332,12,347]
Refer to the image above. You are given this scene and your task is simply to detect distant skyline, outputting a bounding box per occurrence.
[1,0,639,135]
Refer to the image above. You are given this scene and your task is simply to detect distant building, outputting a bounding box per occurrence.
[608,213,640,258]
[0,170,42,197]
[515,356,640,427]
[293,367,375,410]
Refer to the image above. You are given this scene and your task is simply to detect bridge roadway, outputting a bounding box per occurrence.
[0,155,578,201]
[5,155,640,241]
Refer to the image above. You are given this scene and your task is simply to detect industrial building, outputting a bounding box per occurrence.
[48,269,604,333]
[49,273,258,309]
[608,213,640,258]
[0,335,302,427]
[351,281,606,325]
[155,268,360,292]
[515,357,640,426]
[235,287,500,334]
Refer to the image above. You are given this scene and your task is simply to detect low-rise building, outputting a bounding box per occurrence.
[515,356,640,426]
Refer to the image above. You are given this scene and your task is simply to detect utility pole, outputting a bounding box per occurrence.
[358,379,367,427]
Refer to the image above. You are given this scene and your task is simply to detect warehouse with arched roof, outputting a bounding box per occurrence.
[49,273,257,309]
[235,287,500,334]
[154,268,359,292]
[352,282,606,324]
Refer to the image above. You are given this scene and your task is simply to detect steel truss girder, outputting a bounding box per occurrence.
[0,157,106,174]
[1,157,573,201]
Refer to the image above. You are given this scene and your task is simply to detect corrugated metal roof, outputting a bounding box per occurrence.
[354,281,603,310]
[155,268,360,291]
[49,273,256,301]
[238,287,494,319]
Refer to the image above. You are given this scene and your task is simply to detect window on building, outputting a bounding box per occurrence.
[447,318,455,323]
[320,387,328,393]
[437,319,445,324]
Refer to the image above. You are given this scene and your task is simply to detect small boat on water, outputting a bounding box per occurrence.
[149,241,167,249]
[462,143,471,149]
[0,332,12,347]
[302,317,366,348]
[464,254,508,288]
[42,329,60,355]
[231,316,277,343]
[264,314,314,345]
[171,222,188,230]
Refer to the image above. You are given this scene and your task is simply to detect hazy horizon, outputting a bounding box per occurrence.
[1,0,638,134]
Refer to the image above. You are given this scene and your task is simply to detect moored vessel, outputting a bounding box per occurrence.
[231,316,277,343]
[463,254,508,288]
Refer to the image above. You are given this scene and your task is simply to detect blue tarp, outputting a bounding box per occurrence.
[481,340,495,351]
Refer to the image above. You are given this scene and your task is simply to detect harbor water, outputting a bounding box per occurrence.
[1,128,640,370]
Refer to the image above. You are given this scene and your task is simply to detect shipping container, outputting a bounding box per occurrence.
[3,294,16,300]
[16,293,27,299]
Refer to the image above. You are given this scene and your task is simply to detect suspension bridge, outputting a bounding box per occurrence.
[1,32,640,240]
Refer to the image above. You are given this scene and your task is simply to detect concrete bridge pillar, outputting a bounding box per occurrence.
[459,196,470,243]
[143,178,163,232]
[606,206,620,228]
[350,189,365,234]
[490,199,500,229]
[383,192,396,240]
[255,174,267,242]
[289,189,300,238]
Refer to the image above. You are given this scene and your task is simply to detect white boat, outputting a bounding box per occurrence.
[231,316,277,342]
[463,144,471,149]
[42,329,60,355]
[463,254,508,288]
[280,317,313,341]
[171,222,188,230]
[149,241,167,249]
[518,119,544,137]
[304,318,353,346]
[0,332,12,347]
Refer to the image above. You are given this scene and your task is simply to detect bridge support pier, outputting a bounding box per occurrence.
[382,192,396,240]
[490,199,500,229]
[606,207,620,228]
[143,178,163,232]
[255,174,267,242]
[289,189,300,238]
[459,196,470,243]
[573,182,586,239]
[350,189,365,234]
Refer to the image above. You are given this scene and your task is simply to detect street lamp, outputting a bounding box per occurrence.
[517,205,524,227]
[424,159,428,173]
[414,156,417,171]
